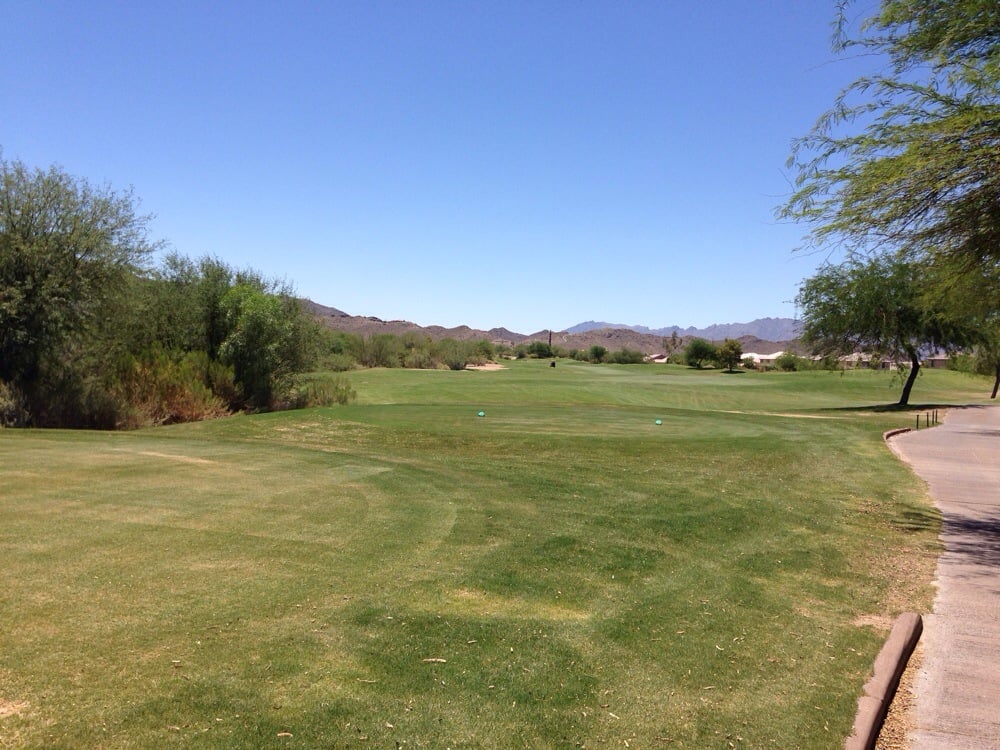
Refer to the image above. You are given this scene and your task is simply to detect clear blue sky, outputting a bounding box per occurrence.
[3,1,877,333]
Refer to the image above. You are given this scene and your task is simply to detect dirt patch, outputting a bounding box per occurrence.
[0,698,28,718]
[854,613,894,631]
[136,450,216,465]
[720,410,842,420]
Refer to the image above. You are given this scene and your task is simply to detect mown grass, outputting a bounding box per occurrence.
[0,361,990,748]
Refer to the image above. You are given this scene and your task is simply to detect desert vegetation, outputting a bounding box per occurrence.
[0,154,332,428]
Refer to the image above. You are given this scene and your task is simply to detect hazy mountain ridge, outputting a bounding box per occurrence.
[568,317,800,342]
[303,300,797,355]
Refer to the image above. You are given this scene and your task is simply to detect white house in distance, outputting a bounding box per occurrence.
[742,351,784,369]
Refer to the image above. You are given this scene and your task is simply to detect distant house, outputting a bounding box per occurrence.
[839,353,896,369]
[645,354,670,364]
[742,351,784,369]
[922,354,951,369]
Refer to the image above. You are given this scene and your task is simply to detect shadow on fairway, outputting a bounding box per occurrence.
[892,506,940,533]
[819,403,951,413]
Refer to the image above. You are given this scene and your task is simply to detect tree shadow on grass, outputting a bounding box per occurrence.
[818,403,952,414]
[892,505,940,533]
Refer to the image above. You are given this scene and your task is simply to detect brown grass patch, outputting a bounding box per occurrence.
[135,450,216,465]
[853,613,894,631]
[0,698,28,718]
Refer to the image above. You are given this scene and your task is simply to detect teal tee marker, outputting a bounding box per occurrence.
[477,411,486,417]
[654,419,662,425]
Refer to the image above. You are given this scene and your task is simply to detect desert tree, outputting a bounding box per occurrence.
[683,338,717,369]
[219,283,317,409]
[922,258,1000,398]
[716,339,744,373]
[797,255,973,405]
[781,0,1000,307]
[0,153,159,423]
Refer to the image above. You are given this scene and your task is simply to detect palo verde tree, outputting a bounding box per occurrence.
[923,258,1000,398]
[797,255,973,405]
[781,1,1000,308]
[0,152,159,424]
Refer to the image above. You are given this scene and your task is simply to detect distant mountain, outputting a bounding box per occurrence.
[568,317,800,342]
[302,300,799,355]
[302,300,351,319]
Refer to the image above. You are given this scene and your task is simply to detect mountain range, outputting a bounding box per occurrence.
[566,318,800,342]
[303,300,799,355]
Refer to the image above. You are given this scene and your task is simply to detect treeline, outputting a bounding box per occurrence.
[1,248,328,428]
[0,154,334,428]
[312,335,652,370]
[317,330,498,371]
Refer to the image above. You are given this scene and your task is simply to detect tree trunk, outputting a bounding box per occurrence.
[992,364,999,399]
[898,351,920,406]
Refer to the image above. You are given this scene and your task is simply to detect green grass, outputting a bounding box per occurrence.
[1,361,990,748]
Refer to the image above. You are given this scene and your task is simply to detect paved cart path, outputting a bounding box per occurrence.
[888,405,1000,749]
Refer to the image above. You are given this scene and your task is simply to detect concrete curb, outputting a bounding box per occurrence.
[883,427,912,441]
[845,612,923,750]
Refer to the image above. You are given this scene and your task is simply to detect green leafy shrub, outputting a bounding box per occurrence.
[434,338,469,370]
[284,376,356,408]
[588,345,608,363]
[526,341,554,358]
[683,338,717,368]
[775,352,802,372]
[403,349,436,369]
[319,353,357,372]
[608,348,646,364]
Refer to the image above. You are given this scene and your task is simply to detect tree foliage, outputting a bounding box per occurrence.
[716,339,744,372]
[797,255,972,404]
[1,155,323,426]
[922,258,1000,397]
[219,284,306,408]
[781,0,1000,290]
[0,153,159,423]
[683,338,717,369]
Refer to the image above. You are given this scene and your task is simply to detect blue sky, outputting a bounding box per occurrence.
[3,1,877,333]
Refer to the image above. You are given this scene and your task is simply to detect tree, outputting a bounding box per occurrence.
[526,341,554,359]
[716,339,743,372]
[922,258,1000,398]
[219,284,316,409]
[797,255,972,405]
[588,345,607,363]
[781,1,1000,306]
[0,153,158,423]
[683,338,717,369]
